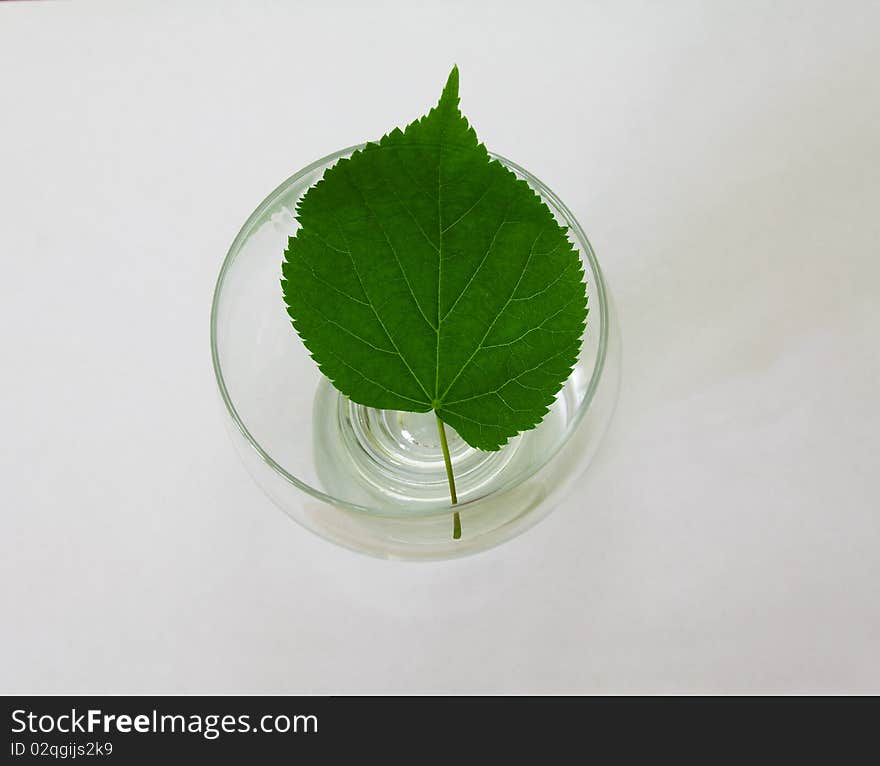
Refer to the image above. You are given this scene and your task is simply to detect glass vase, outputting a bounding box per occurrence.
[211,147,620,560]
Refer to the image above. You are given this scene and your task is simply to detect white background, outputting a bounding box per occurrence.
[2,1,878,693]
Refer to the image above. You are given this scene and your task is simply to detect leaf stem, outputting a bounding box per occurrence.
[435,413,460,539]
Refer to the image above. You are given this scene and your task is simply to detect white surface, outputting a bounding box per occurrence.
[1,0,878,694]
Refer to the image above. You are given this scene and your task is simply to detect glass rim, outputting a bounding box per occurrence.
[210,145,611,519]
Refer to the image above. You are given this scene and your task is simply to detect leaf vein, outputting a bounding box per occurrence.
[440,172,496,234]
[341,173,438,333]
[331,215,434,401]
[439,229,546,401]
[321,347,430,407]
[439,194,515,323]
[293,252,370,307]
[443,347,575,406]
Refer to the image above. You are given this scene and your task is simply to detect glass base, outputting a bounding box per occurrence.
[313,381,517,508]
[312,375,584,514]
[338,399,518,506]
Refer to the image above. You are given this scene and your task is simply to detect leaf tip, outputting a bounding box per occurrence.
[440,64,460,108]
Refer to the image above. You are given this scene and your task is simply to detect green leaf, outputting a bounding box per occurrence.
[281,66,587,453]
